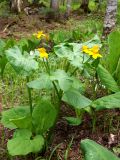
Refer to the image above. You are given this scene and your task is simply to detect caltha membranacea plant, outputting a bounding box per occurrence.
[82,45,102,59]
[37,48,48,59]
[33,31,49,41]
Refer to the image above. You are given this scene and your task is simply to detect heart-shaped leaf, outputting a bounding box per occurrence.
[1,106,31,129]
[6,46,38,76]
[7,129,44,156]
[32,100,57,134]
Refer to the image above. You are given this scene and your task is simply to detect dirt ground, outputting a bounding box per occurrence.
[0,13,71,39]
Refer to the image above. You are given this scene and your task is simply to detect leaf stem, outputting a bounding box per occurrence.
[43,59,61,103]
[26,76,33,115]
[70,67,78,76]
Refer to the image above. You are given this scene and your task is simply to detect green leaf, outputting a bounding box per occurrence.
[97,64,120,92]
[64,117,82,126]
[54,35,101,69]
[17,38,29,51]
[54,43,84,69]
[6,46,38,76]
[1,106,30,129]
[0,39,7,76]
[7,129,44,156]
[28,70,82,92]
[32,100,57,134]
[10,115,32,130]
[0,56,7,77]
[81,139,119,160]
[71,76,85,94]
[51,69,73,91]
[62,89,92,109]
[83,35,101,48]
[0,39,6,54]
[27,73,53,90]
[0,39,16,77]
[106,31,120,74]
[54,43,73,59]
[115,58,120,85]
[92,92,120,110]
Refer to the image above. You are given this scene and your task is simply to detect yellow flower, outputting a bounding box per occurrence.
[82,45,93,55]
[90,45,99,53]
[92,52,102,59]
[37,48,48,59]
[82,45,102,59]
[33,31,46,39]
[82,45,88,52]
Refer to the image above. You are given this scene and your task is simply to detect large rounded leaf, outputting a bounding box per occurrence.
[62,89,92,109]
[32,100,57,134]
[27,73,53,90]
[6,46,38,76]
[81,139,119,160]
[1,106,31,129]
[92,92,120,110]
[7,129,44,156]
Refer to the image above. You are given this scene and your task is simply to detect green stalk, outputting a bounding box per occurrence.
[43,59,63,145]
[26,76,33,115]
[70,67,78,76]
[43,60,61,103]
[65,61,70,72]
[52,81,61,102]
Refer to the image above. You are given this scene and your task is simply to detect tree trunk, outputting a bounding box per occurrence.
[65,0,72,18]
[46,0,59,22]
[10,0,23,13]
[103,0,118,36]
[50,0,59,11]
[80,0,90,13]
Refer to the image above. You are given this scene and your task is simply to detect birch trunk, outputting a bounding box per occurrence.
[50,0,59,11]
[103,0,118,36]
[65,0,72,18]
[10,0,22,13]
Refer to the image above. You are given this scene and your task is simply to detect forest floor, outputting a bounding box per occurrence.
[0,8,120,160]
[0,9,104,39]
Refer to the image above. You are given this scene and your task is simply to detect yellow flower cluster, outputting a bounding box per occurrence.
[82,45,102,59]
[37,48,48,59]
[33,31,49,40]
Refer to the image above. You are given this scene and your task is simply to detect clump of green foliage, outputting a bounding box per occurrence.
[0,30,120,159]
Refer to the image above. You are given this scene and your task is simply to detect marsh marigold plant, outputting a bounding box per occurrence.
[37,48,48,59]
[82,45,102,59]
[33,31,49,40]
